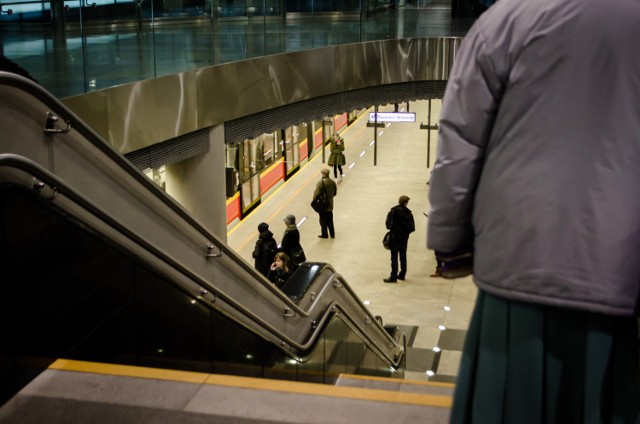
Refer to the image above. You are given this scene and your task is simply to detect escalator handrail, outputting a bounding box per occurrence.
[0,72,234,271]
[0,72,404,367]
[0,155,404,367]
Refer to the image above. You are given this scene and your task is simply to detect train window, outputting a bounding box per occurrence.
[262,132,277,166]
[284,125,301,175]
[143,166,166,191]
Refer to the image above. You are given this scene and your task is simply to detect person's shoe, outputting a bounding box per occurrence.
[430,267,443,278]
[330,235,335,239]
[397,275,405,281]
[383,277,397,283]
[318,235,328,239]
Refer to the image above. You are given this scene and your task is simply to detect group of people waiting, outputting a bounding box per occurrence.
[251,131,420,287]
[251,134,346,288]
[252,215,306,288]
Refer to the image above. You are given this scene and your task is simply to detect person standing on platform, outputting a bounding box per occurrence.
[384,195,415,283]
[427,0,640,421]
[328,133,346,179]
[280,214,306,270]
[252,222,278,277]
[313,168,337,238]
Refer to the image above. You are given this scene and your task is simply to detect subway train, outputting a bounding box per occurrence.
[223,111,360,228]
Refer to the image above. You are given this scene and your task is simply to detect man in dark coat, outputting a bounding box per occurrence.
[313,167,337,238]
[252,222,277,277]
[384,195,415,283]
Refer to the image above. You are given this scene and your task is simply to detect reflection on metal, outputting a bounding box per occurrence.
[62,37,462,154]
[44,112,71,134]
[205,244,223,257]
[32,178,58,200]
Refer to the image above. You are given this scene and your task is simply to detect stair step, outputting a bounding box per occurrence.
[0,359,453,424]
[335,373,455,397]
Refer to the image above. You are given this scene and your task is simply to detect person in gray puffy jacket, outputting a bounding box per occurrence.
[427,0,640,421]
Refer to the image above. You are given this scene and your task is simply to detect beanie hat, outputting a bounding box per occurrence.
[258,222,269,233]
[283,214,296,225]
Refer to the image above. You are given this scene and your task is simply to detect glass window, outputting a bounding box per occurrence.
[144,165,166,190]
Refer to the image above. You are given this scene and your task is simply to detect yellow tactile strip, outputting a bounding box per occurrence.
[50,359,452,409]
[338,373,455,388]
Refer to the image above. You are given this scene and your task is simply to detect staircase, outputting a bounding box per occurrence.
[0,360,454,423]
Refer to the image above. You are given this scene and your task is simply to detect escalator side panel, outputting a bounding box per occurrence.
[0,188,281,404]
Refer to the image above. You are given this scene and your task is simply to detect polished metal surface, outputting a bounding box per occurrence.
[62,37,462,154]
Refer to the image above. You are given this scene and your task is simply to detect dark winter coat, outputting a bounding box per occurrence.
[280,226,306,268]
[386,205,415,245]
[252,229,278,277]
[267,267,291,288]
[312,177,337,212]
[328,139,346,166]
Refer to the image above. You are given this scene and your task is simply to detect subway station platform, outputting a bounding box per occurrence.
[0,100,475,424]
[227,99,477,383]
[1,0,480,410]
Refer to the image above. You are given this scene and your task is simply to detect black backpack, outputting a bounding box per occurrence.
[262,238,278,261]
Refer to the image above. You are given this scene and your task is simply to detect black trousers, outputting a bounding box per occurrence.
[319,210,335,237]
[389,237,408,278]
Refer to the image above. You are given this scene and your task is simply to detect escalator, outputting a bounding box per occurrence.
[0,71,406,407]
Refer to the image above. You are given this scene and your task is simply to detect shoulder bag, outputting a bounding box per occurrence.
[311,180,330,213]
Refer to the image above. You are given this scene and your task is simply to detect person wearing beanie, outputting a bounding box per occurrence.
[383,195,415,283]
[280,214,306,271]
[252,222,277,277]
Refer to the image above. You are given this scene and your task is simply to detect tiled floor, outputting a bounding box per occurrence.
[226,100,478,383]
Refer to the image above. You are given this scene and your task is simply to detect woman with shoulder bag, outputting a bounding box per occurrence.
[280,214,307,271]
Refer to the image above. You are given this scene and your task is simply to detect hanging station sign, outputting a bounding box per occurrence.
[368,112,416,123]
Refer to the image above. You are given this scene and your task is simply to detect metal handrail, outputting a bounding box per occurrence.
[0,71,404,368]
[0,155,403,368]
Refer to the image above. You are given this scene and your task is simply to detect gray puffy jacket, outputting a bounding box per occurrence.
[427,0,640,316]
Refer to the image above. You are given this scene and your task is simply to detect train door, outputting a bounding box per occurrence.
[283,126,301,177]
[238,137,261,215]
[234,130,285,217]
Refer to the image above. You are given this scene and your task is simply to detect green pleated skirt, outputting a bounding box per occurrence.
[451,290,640,424]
